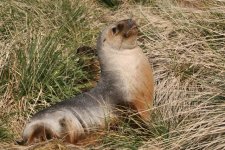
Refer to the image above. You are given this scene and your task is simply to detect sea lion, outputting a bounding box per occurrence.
[19,19,154,145]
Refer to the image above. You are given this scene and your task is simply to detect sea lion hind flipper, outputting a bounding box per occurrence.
[20,122,58,145]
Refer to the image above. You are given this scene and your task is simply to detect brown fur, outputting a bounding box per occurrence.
[131,59,154,120]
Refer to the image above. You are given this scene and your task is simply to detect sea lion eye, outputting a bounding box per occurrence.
[112,27,117,34]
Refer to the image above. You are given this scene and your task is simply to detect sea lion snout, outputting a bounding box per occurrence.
[127,19,137,29]
[116,19,137,31]
[121,19,138,38]
[111,19,138,39]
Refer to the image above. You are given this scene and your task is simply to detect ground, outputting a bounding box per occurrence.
[0,0,225,149]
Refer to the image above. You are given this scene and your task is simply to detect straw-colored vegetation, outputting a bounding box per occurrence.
[0,0,225,149]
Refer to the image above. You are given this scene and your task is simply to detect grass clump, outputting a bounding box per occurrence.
[0,0,97,142]
[0,126,13,142]
[89,0,225,149]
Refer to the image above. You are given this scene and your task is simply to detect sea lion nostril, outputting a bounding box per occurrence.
[126,19,136,28]
[127,19,132,23]
[127,19,132,27]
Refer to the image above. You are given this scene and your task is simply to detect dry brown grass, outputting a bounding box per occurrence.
[0,0,225,149]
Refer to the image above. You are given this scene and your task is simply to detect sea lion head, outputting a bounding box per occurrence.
[98,19,138,50]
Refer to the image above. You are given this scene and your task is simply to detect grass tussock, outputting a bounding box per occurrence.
[0,0,225,149]
[0,0,97,144]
